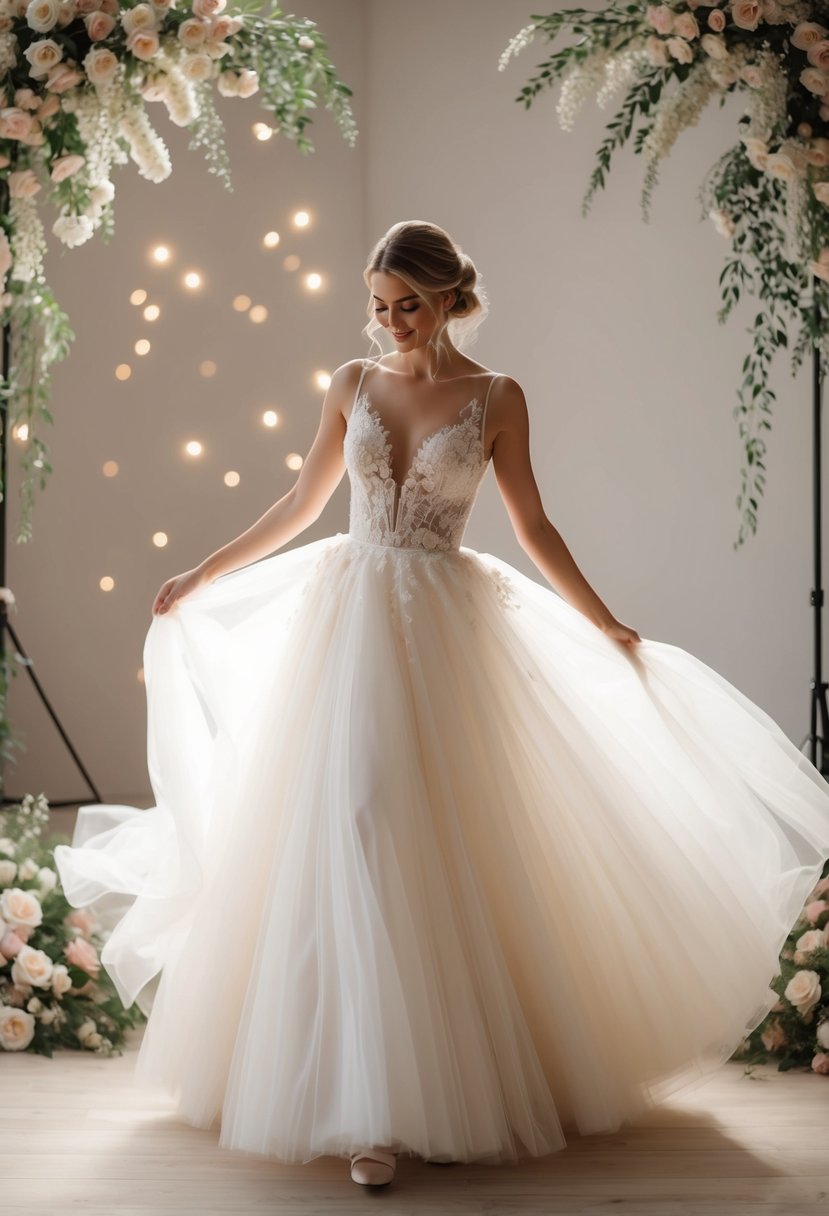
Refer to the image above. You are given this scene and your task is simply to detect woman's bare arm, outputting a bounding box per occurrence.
[152,360,362,615]
[488,376,641,645]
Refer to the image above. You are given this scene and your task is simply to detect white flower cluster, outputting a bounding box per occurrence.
[557,48,612,132]
[642,59,721,164]
[596,47,651,111]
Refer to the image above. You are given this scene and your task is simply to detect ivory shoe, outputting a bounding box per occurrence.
[350,1147,397,1186]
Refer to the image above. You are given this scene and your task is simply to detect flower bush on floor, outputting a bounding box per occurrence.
[0,792,145,1054]
[500,2,829,549]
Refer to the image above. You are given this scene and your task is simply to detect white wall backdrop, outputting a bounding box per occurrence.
[6,0,819,805]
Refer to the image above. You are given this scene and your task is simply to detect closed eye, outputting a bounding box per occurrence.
[374,305,418,313]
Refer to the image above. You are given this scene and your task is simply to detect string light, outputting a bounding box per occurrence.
[151,245,171,264]
[249,305,268,323]
[99,576,114,591]
[134,339,151,355]
[102,460,118,477]
[253,122,273,141]
[224,471,240,487]
[115,364,131,380]
[283,255,300,271]
[314,370,331,390]
[130,289,147,305]
[305,272,322,291]
[183,271,202,290]
[233,294,251,312]
[262,409,278,427]
[184,440,203,457]
[292,210,310,228]
[152,532,168,547]
[199,360,217,377]
[286,453,303,470]
[263,231,280,248]
[143,304,160,321]
[13,423,28,441]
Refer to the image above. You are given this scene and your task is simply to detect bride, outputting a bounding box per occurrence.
[55,220,829,1191]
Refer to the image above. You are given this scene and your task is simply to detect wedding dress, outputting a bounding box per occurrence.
[54,356,829,1165]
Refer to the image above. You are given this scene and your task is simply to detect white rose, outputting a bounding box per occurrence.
[85,1031,102,1048]
[18,857,39,881]
[700,32,728,60]
[791,22,829,52]
[25,0,58,31]
[297,33,313,49]
[674,12,699,40]
[814,181,829,206]
[666,35,694,63]
[52,212,94,247]
[177,16,207,47]
[120,1,156,35]
[35,866,57,894]
[0,886,42,929]
[0,859,17,884]
[50,963,71,996]
[784,969,823,1016]
[25,995,42,1013]
[11,944,54,988]
[83,46,118,85]
[180,52,212,81]
[0,838,16,856]
[765,149,801,180]
[801,66,829,96]
[817,1020,829,1049]
[236,68,258,97]
[39,1006,55,1024]
[76,1016,96,1042]
[216,69,238,96]
[23,37,63,78]
[0,1004,35,1050]
[709,207,735,237]
[644,34,670,67]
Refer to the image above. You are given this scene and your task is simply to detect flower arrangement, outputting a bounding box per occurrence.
[0,0,356,545]
[0,792,145,1054]
[500,2,829,549]
[731,860,829,1072]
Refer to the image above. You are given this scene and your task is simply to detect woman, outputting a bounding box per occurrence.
[55,220,829,1190]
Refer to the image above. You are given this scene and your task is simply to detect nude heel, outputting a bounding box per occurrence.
[349,1147,397,1186]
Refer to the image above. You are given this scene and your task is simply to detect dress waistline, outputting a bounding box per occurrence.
[342,533,462,558]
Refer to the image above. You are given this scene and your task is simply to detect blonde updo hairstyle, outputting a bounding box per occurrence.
[362,220,489,375]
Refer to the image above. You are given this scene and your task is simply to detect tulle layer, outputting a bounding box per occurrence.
[54,532,829,1164]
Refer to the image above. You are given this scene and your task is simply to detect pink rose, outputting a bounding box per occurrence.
[760,1019,788,1051]
[13,87,39,111]
[75,0,101,11]
[66,907,96,936]
[64,935,100,977]
[807,41,829,72]
[801,66,829,96]
[0,107,33,139]
[811,877,829,898]
[646,4,674,35]
[83,46,117,83]
[192,0,225,16]
[811,1052,829,1074]
[0,929,24,958]
[50,152,84,181]
[36,92,60,119]
[45,64,83,92]
[791,22,829,52]
[84,10,114,38]
[707,9,726,32]
[731,2,762,31]
[805,899,829,923]
[674,12,700,39]
[667,35,694,63]
[126,28,159,60]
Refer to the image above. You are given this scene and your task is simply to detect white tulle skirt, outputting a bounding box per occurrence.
[54,532,829,1164]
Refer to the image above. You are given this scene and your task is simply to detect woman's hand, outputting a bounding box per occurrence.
[602,619,642,648]
[152,566,211,616]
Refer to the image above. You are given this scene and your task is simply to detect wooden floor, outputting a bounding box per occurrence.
[2,1027,827,1215]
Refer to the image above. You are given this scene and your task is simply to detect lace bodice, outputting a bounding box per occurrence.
[344,359,499,552]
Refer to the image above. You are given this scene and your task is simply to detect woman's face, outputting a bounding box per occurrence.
[370,270,453,351]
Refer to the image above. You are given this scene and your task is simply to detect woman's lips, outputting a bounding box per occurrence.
[393,330,412,340]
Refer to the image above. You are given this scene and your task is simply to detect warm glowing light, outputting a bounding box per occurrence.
[304,272,322,291]
[224,470,240,487]
[102,460,119,477]
[183,271,202,290]
[99,576,115,592]
[263,231,280,249]
[13,423,28,441]
[286,453,303,470]
[314,370,331,390]
[115,364,131,381]
[130,289,147,305]
[253,122,273,141]
[283,255,300,272]
[292,210,310,228]
[199,360,217,377]
[263,409,278,428]
[151,245,171,264]
[152,532,168,547]
[143,304,160,321]
[137,667,145,683]
[135,339,151,356]
[185,440,203,457]
[232,294,251,312]
[249,305,268,324]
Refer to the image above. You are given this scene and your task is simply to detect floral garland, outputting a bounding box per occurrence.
[0,0,356,546]
[0,793,145,1054]
[500,1,829,550]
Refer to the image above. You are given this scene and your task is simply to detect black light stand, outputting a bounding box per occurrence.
[809,285,829,776]
[0,181,101,807]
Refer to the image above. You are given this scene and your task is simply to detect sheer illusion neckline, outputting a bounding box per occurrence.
[348,388,487,497]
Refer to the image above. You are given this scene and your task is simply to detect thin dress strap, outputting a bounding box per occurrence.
[352,358,373,409]
[481,373,500,454]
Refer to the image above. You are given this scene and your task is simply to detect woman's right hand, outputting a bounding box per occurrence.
[152,566,211,616]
